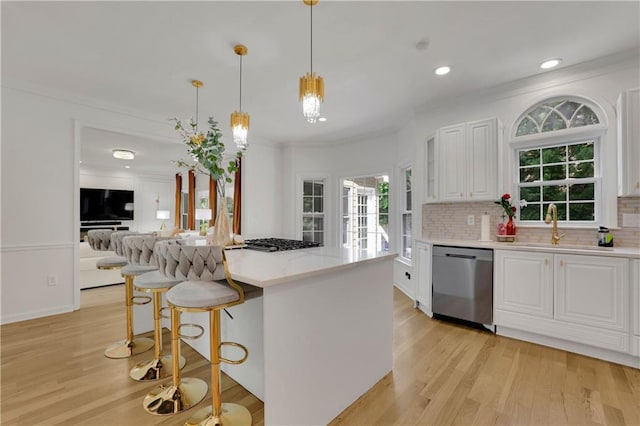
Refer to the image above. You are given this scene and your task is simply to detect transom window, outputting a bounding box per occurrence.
[516,100,599,136]
[513,96,604,225]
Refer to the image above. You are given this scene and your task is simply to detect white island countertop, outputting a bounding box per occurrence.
[224,247,397,288]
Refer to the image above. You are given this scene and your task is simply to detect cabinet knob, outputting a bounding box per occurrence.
[460,192,463,198]
[636,180,639,189]
[545,258,548,266]
[560,260,564,267]
[469,192,473,198]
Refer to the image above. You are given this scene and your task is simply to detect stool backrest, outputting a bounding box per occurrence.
[122,235,172,266]
[86,229,113,251]
[111,231,139,257]
[154,241,226,282]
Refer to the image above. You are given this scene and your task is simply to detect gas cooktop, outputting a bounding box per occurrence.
[244,238,321,252]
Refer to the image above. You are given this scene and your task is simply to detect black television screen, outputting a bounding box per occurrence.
[80,188,134,221]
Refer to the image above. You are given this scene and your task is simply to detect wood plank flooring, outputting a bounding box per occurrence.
[2,285,639,425]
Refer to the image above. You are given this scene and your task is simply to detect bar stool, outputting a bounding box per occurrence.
[104,231,155,359]
[86,229,127,270]
[143,245,251,426]
[130,238,186,381]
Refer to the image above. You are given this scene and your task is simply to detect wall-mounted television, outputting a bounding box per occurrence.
[80,188,134,221]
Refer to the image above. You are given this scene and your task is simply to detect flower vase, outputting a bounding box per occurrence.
[506,216,517,236]
[212,197,233,247]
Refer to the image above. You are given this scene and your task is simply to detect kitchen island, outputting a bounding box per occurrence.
[178,247,397,426]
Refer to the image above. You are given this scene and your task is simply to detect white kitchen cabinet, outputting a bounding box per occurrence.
[617,88,640,196]
[437,118,498,202]
[554,254,629,332]
[414,241,432,315]
[494,249,632,356]
[494,250,553,318]
[424,136,438,203]
[632,260,640,356]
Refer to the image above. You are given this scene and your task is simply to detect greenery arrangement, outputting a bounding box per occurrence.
[172,117,244,198]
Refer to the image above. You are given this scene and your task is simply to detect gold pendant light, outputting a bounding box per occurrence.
[230,44,249,149]
[299,0,324,124]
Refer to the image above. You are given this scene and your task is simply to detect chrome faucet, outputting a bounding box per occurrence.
[544,203,565,245]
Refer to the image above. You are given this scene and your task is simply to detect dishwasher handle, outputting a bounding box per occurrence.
[445,253,476,260]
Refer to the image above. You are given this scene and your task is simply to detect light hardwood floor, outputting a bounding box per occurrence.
[2,285,639,425]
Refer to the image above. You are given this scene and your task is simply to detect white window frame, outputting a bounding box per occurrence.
[340,174,390,252]
[510,96,610,228]
[301,178,325,246]
[400,165,412,260]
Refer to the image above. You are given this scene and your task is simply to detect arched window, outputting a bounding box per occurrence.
[512,97,605,224]
[515,99,600,136]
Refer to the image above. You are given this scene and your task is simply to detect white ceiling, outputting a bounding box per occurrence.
[3,1,639,174]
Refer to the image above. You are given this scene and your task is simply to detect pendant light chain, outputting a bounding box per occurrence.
[310,2,313,74]
[239,54,243,113]
[195,84,199,132]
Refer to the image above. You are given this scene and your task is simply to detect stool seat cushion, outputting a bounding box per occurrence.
[96,255,128,268]
[134,271,182,290]
[122,264,157,276]
[167,281,240,309]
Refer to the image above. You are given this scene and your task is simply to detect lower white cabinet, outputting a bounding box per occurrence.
[494,250,553,318]
[554,254,629,332]
[494,250,631,354]
[414,242,432,315]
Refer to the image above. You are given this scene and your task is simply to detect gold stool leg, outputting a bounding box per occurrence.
[130,291,186,381]
[104,274,154,359]
[143,307,207,415]
[186,310,252,426]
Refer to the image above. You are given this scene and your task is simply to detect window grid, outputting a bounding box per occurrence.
[342,176,389,252]
[302,179,324,246]
[517,140,597,223]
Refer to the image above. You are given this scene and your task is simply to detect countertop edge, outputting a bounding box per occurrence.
[416,238,640,259]
[228,251,398,288]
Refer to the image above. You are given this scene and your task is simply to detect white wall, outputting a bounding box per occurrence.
[1,86,281,323]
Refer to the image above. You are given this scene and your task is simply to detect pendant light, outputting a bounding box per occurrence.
[190,79,205,146]
[230,44,249,149]
[299,0,324,124]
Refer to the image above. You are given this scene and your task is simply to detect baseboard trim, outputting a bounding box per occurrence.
[1,242,74,252]
[1,304,75,325]
[498,326,640,369]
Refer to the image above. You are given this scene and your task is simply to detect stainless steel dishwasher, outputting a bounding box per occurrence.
[432,245,493,326]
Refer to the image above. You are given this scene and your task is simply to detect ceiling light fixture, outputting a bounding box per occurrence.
[434,66,451,76]
[318,117,327,122]
[540,58,562,69]
[192,79,203,131]
[113,149,135,160]
[230,44,249,150]
[299,0,324,124]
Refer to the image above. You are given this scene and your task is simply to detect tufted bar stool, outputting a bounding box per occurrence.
[143,245,251,426]
[130,238,186,381]
[86,229,127,270]
[104,231,156,359]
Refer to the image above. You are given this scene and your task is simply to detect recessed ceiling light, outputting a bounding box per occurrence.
[113,149,135,160]
[124,165,131,169]
[540,58,562,69]
[434,66,451,76]
[318,117,327,122]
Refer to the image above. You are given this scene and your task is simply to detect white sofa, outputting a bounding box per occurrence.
[79,241,124,289]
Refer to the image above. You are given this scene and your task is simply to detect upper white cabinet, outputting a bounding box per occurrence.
[424,136,438,203]
[437,118,498,202]
[617,88,640,196]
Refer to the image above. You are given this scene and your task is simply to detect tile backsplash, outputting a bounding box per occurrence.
[422,196,640,248]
